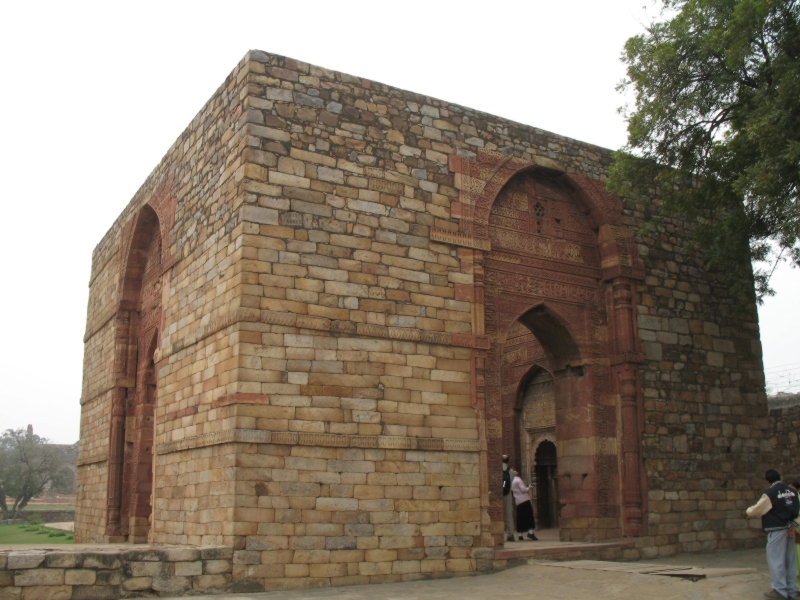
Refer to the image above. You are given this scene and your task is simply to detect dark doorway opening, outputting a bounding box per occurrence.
[535,440,559,529]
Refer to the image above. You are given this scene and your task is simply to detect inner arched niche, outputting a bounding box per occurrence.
[515,364,556,528]
[107,204,164,542]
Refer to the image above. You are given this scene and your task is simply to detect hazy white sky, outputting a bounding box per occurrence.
[0,1,796,443]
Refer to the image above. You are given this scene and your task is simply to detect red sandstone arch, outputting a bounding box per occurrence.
[446,152,644,281]
[508,305,582,371]
[106,180,175,541]
[445,151,647,546]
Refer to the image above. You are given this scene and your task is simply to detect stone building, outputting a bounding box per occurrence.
[75,50,773,587]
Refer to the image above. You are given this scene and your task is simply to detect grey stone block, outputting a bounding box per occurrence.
[325,536,357,550]
[7,553,46,570]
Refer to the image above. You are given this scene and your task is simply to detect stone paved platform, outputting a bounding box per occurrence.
[496,528,636,561]
[155,548,772,600]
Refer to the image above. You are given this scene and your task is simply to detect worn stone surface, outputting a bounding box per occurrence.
[72,49,777,590]
[156,548,773,600]
[7,555,46,571]
[0,546,231,600]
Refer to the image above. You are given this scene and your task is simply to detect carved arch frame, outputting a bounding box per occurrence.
[439,151,647,547]
[105,176,176,538]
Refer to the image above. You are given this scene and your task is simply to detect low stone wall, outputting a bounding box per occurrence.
[0,546,232,599]
[23,511,75,524]
[0,512,75,526]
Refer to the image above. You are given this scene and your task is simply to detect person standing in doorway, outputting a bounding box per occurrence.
[745,469,799,599]
[511,469,538,541]
[502,455,514,542]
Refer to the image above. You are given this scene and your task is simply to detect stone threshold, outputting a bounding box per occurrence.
[495,539,636,561]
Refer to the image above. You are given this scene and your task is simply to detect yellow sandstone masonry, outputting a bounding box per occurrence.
[74,49,771,592]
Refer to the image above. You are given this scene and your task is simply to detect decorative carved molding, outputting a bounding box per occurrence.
[490,229,583,264]
[155,429,481,455]
[430,228,491,251]
[485,271,597,305]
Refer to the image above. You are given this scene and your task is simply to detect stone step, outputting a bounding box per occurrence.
[495,540,636,562]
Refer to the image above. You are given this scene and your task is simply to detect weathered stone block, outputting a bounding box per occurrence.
[93,571,120,586]
[0,587,21,600]
[173,561,202,576]
[192,574,231,591]
[82,555,120,571]
[325,537,357,550]
[7,554,46,571]
[126,562,163,578]
[65,569,96,585]
[203,560,232,575]
[70,586,118,600]
[200,547,233,561]
[19,587,70,600]
[121,550,163,563]
[151,576,190,593]
[44,554,81,569]
[121,577,152,591]
[15,570,64,587]
[162,548,200,562]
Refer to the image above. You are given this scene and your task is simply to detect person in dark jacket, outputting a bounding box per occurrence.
[502,454,514,542]
[746,469,799,599]
[791,482,800,580]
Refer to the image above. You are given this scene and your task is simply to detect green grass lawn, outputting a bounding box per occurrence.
[0,523,73,544]
[22,506,75,512]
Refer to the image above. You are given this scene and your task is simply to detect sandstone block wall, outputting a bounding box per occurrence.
[770,403,800,483]
[75,49,775,589]
[76,57,250,542]
[630,200,769,555]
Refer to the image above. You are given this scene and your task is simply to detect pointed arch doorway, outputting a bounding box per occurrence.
[106,202,171,542]
[514,360,560,531]
[447,152,649,546]
[499,302,593,541]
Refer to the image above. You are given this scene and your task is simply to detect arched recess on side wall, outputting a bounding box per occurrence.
[106,192,174,541]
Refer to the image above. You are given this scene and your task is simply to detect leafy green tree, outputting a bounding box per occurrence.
[0,427,69,520]
[609,0,800,301]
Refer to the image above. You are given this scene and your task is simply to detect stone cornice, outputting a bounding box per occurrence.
[156,429,481,455]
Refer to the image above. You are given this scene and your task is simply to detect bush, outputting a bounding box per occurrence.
[48,530,66,537]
